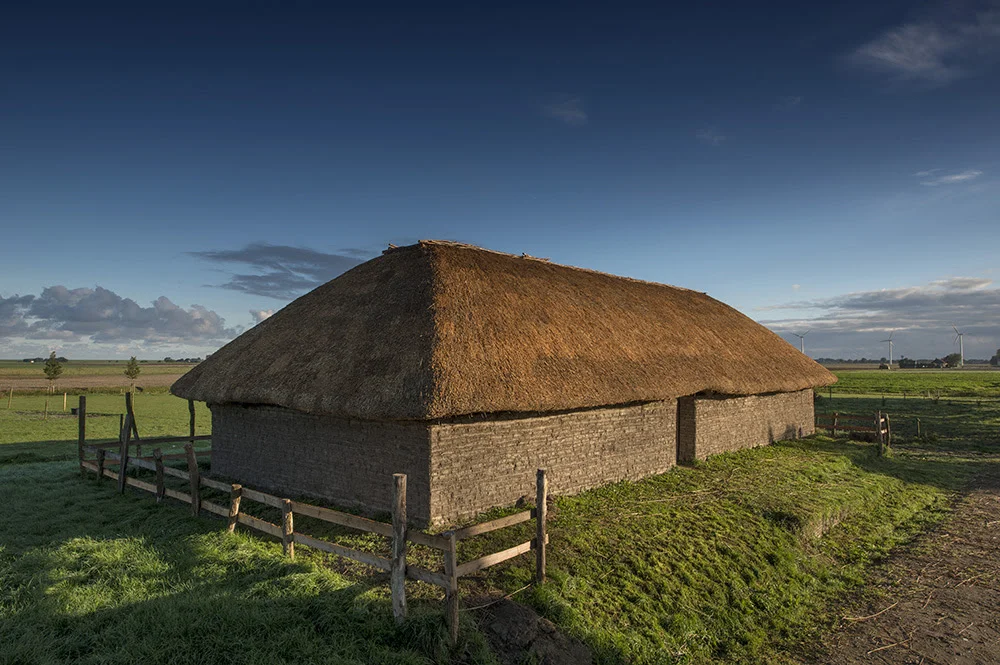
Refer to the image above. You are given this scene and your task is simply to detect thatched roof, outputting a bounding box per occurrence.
[172,241,835,420]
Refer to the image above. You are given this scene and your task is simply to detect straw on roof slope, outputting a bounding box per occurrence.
[172,241,835,420]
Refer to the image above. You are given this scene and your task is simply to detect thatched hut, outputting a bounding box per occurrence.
[172,241,834,525]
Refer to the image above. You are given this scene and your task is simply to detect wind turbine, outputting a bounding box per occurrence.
[792,330,810,354]
[953,326,965,367]
[880,332,895,366]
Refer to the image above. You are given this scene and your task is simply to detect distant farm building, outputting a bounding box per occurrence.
[172,241,835,525]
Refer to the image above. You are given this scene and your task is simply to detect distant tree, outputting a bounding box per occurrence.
[42,352,62,418]
[124,356,141,393]
[943,353,962,367]
[991,350,999,367]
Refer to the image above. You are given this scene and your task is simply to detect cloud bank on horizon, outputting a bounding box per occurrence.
[0,286,240,357]
[761,276,1000,360]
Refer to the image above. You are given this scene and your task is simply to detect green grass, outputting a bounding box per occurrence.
[826,369,1000,398]
[464,433,993,664]
[0,394,211,464]
[0,463,493,665]
[2,372,998,664]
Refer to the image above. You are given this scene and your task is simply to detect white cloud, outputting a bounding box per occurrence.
[542,97,588,126]
[250,309,274,324]
[792,284,801,291]
[0,287,239,347]
[848,10,1000,85]
[696,128,726,146]
[916,169,983,186]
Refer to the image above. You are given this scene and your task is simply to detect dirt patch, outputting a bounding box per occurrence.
[812,465,1000,664]
[473,598,592,665]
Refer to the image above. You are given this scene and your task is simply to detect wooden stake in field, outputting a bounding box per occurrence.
[77,395,87,477]
[443,531,459,645]
[188,399,196,444]
[227,484,242,533]
[391,473,407,623]
[185,443,200,516]
[281,499,295,560]
[63,392,67,412]
[536,468,548,584]
[154,449,165,503]
[7,386,13,409]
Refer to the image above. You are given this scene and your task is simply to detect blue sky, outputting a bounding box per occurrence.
[1,1,998,361]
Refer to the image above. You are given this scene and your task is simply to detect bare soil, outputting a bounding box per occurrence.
[812,465,1000,664]
[1,374,185,390]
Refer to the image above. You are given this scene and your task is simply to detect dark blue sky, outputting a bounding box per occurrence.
[1,1,998,360]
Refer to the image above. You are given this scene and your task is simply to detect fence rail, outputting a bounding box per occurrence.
[815,410,891,454]
[77,395,547,642]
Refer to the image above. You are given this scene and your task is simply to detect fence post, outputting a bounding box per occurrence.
[118,414,132,494]
[96,448,105,483]
[885,414,891,450]
[63,392,67,412]
[228,484,242,533]
[443,531,459,645]
[832,412,838,438]
[876,411,884,455]
[125,391,139,440]
[281,499,294,559]
[153,448,165,503]
[77,395,87,477]
[185,443,200,516]
[6,386,11,409]
[916,417,921,438]
[535,468,547,584]
[188,399,196,445]
[391,473,408,623]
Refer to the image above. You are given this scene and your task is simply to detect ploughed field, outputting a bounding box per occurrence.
[0,360,195,392]
[1,371,998,664]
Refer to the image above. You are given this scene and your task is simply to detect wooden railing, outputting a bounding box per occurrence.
[76,396,548,642]
[816,410,891,454]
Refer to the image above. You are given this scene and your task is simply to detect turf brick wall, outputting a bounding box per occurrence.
[676,389,814,463]
[209,404,433,522]
[427,400,677,524]
[210,391,811,526]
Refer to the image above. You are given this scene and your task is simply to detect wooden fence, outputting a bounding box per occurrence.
[76,396,547,642]
[815,410,891,454]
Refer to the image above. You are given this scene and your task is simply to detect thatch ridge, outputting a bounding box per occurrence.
[172,241,834,420]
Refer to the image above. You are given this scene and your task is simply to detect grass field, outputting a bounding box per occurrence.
[825,369,1000,398]
[1,371,998,664]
